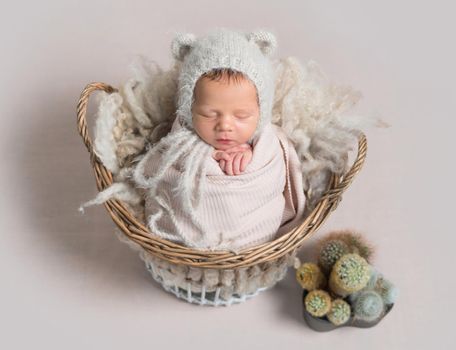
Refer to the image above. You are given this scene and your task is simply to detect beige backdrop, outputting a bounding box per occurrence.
[0,0,453,349]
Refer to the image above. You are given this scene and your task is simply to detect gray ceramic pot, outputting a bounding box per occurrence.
[302,290,394,332]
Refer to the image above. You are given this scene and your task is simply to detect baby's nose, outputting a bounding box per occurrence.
[217,123,232,131]
[216,116,233,131]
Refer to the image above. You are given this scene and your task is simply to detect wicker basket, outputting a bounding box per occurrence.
[77,82,368,306]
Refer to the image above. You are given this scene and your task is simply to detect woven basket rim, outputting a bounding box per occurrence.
[76,82,368,269]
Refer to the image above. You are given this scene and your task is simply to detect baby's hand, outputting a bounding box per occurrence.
[212,143,253,176]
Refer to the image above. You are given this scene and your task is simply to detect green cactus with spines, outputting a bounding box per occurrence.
[329,253,371,297]
[327,299,351,326]
[353,290,385,322]
[304,290,332,318]
[317,239,350,273]
[296,262,326,291]
[316,230,374,268]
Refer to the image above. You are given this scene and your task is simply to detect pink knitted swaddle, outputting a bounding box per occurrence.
[135,116,306,253]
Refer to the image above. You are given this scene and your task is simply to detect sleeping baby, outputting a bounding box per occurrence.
[133,28,306,252]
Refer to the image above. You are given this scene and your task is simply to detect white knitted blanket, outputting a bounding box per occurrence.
[134,117,306,253]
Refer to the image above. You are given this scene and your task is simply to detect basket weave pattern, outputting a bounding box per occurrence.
[77,82,367,305]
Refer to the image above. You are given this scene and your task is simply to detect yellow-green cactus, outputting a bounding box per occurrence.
[296,262,326,291]
[327,299,351,326]
[304,290,332,317]
[329,254,371,297]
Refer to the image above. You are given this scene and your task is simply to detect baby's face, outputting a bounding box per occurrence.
[191,75,260,151]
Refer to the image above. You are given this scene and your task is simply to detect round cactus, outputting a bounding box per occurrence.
[375,275,399,305]
[317,239,350,273]
[327,299,351,326]
[304,290,332,318]
[349,270,398,306]
[329,253,371,297]
[296,263,326,291]
[317,230,374,266]
[365,268,380,290]
[353,290,384,322]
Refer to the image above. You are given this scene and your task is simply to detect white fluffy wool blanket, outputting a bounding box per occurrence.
[80,56,387,233]
[133,116,306,253]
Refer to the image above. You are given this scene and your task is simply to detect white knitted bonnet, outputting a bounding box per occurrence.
[171,27,277,138]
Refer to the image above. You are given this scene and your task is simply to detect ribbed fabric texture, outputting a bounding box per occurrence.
[139,117,306,253]
[130,28,306,253]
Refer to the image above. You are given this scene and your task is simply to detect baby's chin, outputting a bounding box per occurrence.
[211,140,240,151]
[212,142,239,151]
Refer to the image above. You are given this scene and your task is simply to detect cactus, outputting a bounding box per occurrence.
[348,268,379,303]
[329,254,371,297]
[317,230,374,266]
[296,263,326,291]
[353,290,384,322]
[317,239,350,273]
[327,299,351,326]
[304,290,332,317]
[365,268,380,290]
[349,270,399,306]
[339,231,374,261]
[374,275,399,305]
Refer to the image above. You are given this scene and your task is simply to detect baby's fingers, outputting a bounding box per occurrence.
[219,159,226,172]
[212,150,231,161]
[240,152,251,172]
[232,153,243,175]
[225,157,234,176]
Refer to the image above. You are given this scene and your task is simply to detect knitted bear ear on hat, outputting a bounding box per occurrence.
[171,32,196,61]
[246,30,277,57]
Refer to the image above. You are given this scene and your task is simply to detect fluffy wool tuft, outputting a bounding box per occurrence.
[82,54,386,220]
[272,57,387,210]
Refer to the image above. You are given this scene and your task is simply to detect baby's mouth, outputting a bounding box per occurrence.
[216,136,234,141]
[216,139,234,144]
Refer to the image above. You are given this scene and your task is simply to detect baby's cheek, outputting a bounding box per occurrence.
[194,123,216,146]
[239,119,258,139]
